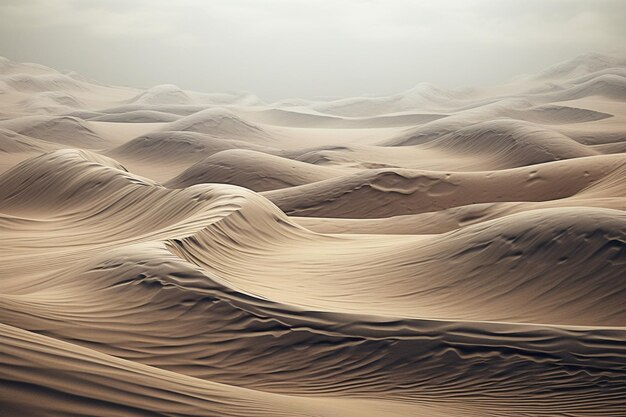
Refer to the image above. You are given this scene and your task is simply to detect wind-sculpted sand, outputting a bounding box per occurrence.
[1,53,625,416]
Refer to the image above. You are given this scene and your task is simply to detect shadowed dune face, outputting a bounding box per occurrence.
[1,52,626,417]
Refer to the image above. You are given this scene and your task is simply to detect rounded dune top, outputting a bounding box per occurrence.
[536,52,626,81]
[424,118,597,167]
[130,84,194,105]
[0,115,105,147]
[167,149,343,191]
[164,107,272,142]
[2,73,88,93]
[108,130,275,163]
[21,91,84,114]
[309,83,464,117]
[0,56,59,76]
[537,73,626,103]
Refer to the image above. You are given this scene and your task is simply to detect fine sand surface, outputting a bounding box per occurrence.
[0,53,625,416]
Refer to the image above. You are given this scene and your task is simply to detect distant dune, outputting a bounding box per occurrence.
[89,109,181,123]
[165,107,274,142]
[0,115,106,147]
[1,52,625,417]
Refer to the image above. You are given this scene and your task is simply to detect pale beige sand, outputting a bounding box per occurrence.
[0,53,625,416]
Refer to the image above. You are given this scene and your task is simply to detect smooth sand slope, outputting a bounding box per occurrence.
[1,53,625,416]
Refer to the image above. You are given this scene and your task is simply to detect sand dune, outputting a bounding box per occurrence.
[264,154,624,218]
[0,56,59,76]
[420,119,598,167]
[2,323,436,417]
[21,90,84,114]
[89,109,181,123]
[107,130,280,182]
[507,103,613,124]
[384,100,614,147]
[109,130,274,161]
[544,73,626,102]
[0,127,60,154]
[129,84,195,105]
[165,107,274,142]
[535,52,626,80]
[2,152,625,415]
[2,72,88,93]
[1,53,625,416]
[167,149,345,190]
[301,83,472,117]
[97,103,208,116]
[237,107,447,128]
[0,127,63,174]
[0,115,106,147]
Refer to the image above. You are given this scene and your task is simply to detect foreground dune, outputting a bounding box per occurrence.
[1,53,625,416]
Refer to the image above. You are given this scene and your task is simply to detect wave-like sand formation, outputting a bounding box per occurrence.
[90,109,181,123]
[165,108,273,143]
[129,84,195,105]
[420,119,598,167]
[0,115,106,147]
[1,53,625,416]
[167,149,345,191]
[264,155,624,218]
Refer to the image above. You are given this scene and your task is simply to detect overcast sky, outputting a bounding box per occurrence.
[1,0,624,100]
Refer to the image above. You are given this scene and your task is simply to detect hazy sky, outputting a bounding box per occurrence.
[1,0,624,100]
